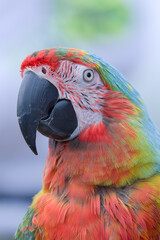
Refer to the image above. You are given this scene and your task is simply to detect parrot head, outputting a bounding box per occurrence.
[17,48,160,186]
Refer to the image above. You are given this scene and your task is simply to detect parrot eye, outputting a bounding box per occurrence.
[83,69,94,82]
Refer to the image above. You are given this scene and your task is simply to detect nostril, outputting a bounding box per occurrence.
[42,67,47,74]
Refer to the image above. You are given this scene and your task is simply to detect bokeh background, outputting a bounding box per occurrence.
[0,0,160,239]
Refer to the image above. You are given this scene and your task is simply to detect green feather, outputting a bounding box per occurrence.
[14,208,36,240]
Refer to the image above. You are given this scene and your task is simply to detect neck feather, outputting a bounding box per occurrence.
[43,119,158,193]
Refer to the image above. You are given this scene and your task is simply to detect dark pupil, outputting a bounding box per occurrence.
[87,72,91,78]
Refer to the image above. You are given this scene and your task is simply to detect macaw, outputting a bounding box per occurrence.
[14,48,160,240]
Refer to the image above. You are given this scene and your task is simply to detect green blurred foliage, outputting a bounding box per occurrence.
[53,0,130,42]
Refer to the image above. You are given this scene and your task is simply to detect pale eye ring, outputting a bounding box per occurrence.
[83,69,94,82]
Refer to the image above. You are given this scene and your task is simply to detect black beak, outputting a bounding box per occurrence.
[17,71,78,155]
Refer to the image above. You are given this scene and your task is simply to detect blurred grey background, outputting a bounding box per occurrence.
[0,0,160,239]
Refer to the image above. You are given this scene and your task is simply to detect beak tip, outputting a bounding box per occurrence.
[26,138,38,155]
[29,144,38,155]
[32,149,38,155]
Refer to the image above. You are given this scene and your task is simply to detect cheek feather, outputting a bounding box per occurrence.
[100,91,137,120]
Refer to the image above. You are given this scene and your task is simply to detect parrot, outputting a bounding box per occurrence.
[14,47,160,240]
